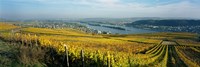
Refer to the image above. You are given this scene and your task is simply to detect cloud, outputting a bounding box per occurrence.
[137,1,200,18]
[1,0,200,19]
[79,0,200,18]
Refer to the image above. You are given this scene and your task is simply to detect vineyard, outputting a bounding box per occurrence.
[0,22,200,67]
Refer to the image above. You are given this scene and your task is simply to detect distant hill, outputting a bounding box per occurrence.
[0,18,6,22]
[0,18,18,22]
[126,20,200,26]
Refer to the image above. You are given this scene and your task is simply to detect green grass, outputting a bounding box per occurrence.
[0,40,21,66]
[0,40,46,67]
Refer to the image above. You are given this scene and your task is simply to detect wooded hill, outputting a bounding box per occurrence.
[126,20,200,26]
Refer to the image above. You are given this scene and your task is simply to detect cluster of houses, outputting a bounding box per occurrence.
[93,30,111,34]
[15,22,111,34]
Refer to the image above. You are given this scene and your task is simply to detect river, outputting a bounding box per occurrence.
[79,23,157,34]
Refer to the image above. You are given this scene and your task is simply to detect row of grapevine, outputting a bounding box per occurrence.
[131,45,168,66]
[175,46,199,67]
[145,42,162,54]
[0,32,172,67]
[0,33,38,46]
[154,45,168,67]
[190,47,200,53]
[0,32,134,66]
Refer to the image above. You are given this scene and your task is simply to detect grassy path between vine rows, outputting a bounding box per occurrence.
[162,41,188,67]
[167,45,187,67]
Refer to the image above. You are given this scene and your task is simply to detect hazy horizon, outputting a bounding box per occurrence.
[1,0,200,19]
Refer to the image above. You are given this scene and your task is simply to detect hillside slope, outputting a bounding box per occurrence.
[126,20,200,26]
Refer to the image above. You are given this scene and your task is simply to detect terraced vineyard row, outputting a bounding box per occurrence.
[134,40,200,67]
[175,46,200,67]
[1,32,200,67]
[0,23,200,67]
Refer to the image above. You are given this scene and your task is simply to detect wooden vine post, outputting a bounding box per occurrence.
[128,56,131,67]
[20,32,24,46]
[96,50,101,67]
[107,52,111,67]
[81,49,84,67]
[50,46,54,65]
[34,34,38,47]
[64,44,70,67]
[11,30,14,44]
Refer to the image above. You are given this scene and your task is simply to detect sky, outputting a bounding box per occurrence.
[0,0,200,19]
